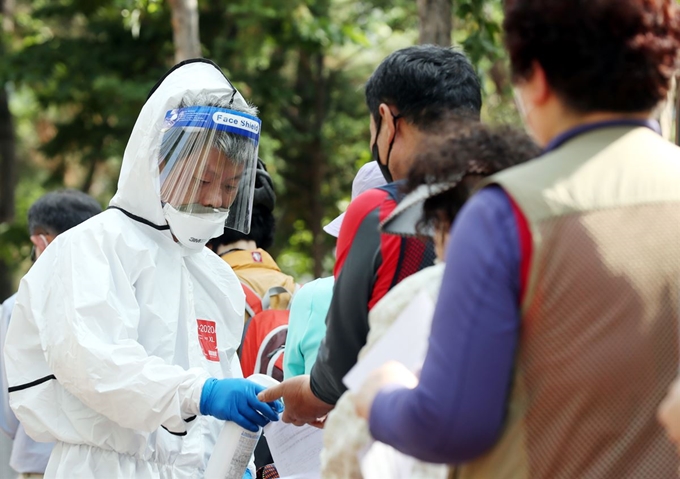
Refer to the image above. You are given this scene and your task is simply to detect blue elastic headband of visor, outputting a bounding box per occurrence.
[162,106,261,142]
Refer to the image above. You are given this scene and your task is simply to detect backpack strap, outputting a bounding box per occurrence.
[261,286,293,311]
[240,284,294,349]
[253,324,288,379]
[266,348,286,382]
[240,282,264,350]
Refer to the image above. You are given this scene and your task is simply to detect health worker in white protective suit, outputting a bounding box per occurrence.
[3,59,283,479]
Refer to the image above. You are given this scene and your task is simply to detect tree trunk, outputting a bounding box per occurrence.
[167,0,201,63]
[81,154,98,193]
[310,54,327,278]
[417,0,452,46]
[0,92,15,297]
[310,142,324,278]
[0,90,15,224]
[0,0,16,301]
[293,50,328,278]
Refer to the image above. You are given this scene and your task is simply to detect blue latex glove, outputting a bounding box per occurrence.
[243,469,252,479]
[200,378,283,432]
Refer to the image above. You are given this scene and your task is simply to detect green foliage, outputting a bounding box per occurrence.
[0,0,172,288]
[0,0,517,287]
[1,0,173,193]
[199,0,419,277]
[456,0,504,65]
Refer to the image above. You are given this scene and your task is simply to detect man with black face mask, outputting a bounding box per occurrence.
[259,45,482,426]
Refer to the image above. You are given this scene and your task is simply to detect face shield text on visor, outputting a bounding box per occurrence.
[158,106,260,250]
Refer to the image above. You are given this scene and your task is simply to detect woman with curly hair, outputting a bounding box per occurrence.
[354,1,680,477]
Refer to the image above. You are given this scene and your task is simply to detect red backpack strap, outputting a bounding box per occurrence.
[239,282,264,357]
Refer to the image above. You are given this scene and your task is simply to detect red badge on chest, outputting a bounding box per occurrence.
[197,319,219,362]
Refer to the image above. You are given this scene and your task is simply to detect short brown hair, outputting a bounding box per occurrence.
[504,0,680,113]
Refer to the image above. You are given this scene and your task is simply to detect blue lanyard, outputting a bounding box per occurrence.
[544,119,661,153]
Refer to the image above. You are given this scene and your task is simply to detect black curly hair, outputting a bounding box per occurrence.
[405,122,541,235]
[504,0,680,113]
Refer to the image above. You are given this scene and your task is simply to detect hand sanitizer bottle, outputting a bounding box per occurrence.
[204,374,280,479]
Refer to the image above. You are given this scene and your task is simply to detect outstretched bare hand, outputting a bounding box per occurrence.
[258,375,333,428]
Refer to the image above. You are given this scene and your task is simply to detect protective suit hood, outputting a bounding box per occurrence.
[110,59,251,228]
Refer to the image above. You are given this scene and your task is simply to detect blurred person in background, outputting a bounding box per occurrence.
[207,158,296,320]
[259,45,482,426]
[322,123,538,479]
[355,1,680,476]
[0,189,102,479]
[283,161,385,380]
[3,59,281,479]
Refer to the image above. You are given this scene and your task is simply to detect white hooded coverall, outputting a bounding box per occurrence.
[4,60,250,478]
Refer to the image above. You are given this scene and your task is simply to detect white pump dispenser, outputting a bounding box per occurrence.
[204,374,280,479]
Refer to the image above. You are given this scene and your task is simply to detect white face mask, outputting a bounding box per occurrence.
[162,203,229,251]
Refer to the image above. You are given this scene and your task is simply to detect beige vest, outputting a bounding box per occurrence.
[457,126,680,479]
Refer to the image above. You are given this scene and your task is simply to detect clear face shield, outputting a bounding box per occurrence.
[158,106,260,250]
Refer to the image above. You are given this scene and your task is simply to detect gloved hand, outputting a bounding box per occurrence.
[243,469,252,479]
[200,378,283,432]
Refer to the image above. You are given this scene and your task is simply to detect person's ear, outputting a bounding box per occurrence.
[29,234,51,260]
[524,61,551,108]
[378,103,398,146]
